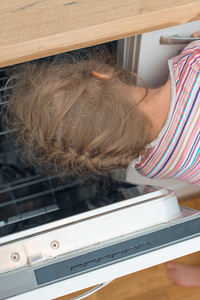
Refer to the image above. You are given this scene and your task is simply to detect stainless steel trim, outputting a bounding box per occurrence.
[160,34,200,45]
[117,35,141,72]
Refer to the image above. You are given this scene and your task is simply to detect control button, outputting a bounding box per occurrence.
[111,251,124,258]
[70,264,84,272]
[138,242,151,249]
[125,246,137,253]
[84,259,97,267]
[98,255,111,262]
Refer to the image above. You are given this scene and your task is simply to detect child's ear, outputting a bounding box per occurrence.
[91,71,112,80]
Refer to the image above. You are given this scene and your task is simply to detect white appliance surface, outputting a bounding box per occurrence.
[0,186,180,274]
[3,206,200,300]
[137,20,200,88]
[6,236,200,300]
[126,168,200,199]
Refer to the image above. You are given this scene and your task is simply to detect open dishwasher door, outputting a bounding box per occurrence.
[0,179,200,300]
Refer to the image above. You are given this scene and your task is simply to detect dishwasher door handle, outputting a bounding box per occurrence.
[160,34,200,45]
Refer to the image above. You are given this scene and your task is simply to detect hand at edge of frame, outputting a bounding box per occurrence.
[191,31,200,37]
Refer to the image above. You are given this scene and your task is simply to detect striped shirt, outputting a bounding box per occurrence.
[135,41,200,186]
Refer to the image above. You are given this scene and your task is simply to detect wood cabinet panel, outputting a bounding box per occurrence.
[0,0,199,67]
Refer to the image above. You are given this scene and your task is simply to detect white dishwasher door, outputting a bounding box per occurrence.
[135,20,200,88]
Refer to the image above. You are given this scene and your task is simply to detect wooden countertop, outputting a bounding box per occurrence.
[0,0,199,67]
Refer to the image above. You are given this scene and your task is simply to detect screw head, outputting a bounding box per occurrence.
[51,241,59,249]
[10,253,20,262]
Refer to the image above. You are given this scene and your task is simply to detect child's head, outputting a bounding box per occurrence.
[4,56,152,177]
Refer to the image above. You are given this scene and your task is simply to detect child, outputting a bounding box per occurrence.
[4,32,200,286]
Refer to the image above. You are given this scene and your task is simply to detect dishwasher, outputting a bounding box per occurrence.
[0,27,200,299]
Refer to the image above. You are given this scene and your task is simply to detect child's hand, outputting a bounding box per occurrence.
[191,31,200,37]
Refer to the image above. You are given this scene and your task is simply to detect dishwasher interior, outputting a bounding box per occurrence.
[0,42,119,235]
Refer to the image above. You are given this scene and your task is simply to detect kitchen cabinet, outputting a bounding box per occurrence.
[0,0,199,67]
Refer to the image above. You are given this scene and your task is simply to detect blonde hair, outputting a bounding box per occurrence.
[4,56,152,177]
